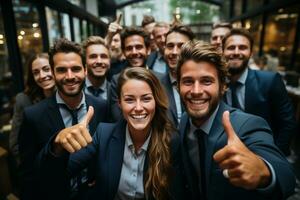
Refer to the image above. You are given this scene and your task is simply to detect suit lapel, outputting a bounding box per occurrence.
[85,95,98,133]
[108,120,126,199]
[244,69,258,113]
[46,96,65,132]
[162,74,178,122]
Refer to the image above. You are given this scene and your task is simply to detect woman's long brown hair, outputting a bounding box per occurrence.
[117,67,174,200]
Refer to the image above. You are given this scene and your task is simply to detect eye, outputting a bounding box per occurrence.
[32,70,39,76]
[42,66,50,72]
[201,78,213,85]
[135,44,144,50]
[124,97,135,103]
[89,54,98,59]
[55,67,66,73]
[182,79,194,86]
[71,66,83,72]
[141,95,153,102]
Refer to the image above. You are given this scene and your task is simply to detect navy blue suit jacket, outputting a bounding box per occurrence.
[180,102,295,200]
[18,94,108,200]
[160,73,184,127]
[242,69,297,155]
[36,119,186,200]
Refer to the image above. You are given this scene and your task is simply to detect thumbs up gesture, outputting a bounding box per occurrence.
[105,14,122,46]
[213,111,271,190]
[53,106,94,155]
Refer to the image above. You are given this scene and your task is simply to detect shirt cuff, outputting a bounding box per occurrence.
[256,157,276,193]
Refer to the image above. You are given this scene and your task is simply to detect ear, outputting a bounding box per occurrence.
[220,84,227,96]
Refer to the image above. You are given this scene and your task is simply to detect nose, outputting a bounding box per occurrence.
[216,37,222,45]
[191,81,203,95]
[39,70,47,78]
[135,100,143,111]
[66,69,74,79]
[234,46,239,54]
[172,46,179,54]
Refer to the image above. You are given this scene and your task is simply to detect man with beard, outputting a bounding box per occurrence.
[177,41,295,200]
[18,38,108,200]
[161,24,194,126]
[82,36,111,101]
[110,27,157,121]
[222,28,297,156]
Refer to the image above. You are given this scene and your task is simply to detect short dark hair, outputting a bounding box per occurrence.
[212,22,232,30]
[177,41,229,86]
[120,27,150,50]
[166,24,195,41]
[222,28,254,51]
[48,38,85,69]
[141,15,155,27]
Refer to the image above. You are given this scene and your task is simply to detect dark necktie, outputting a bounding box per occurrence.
[60,104,83,125]
[88,86,102,97]
[194,129,206,199]
[230,82,242,110]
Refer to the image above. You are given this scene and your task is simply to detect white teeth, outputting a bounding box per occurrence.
[131,114,147,119]
[190,99,206,104]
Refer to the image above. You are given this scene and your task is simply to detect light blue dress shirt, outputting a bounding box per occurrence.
[84,77,108,100]
[115,125,151,200]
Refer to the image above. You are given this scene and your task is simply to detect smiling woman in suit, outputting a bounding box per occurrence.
[36,67,185,200]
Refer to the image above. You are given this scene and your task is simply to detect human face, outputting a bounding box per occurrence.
[111,34,121,50]
[179,60,224,127]
[153,26,169,54]
[223,35,252,75]
[32,57,55,90]
[86,44,110,79]
[124,35,148,68]
[210,27,230,52]
[164,32,190,71]
[53,52,85,98]
[119,79,156,136]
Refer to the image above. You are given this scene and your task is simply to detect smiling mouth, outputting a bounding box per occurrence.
[130,114,147,119]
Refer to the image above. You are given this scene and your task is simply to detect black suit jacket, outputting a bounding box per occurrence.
[18,94,108,200]
[242,69,297,155]
[36,119,186,200]
[180,102,296,200]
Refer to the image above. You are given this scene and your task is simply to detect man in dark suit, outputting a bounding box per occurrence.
[177,41,295,200]
[18,38,108,200]
[109,27,160,121]
[160,24,194,126]
[82,36,111,101]
[222,28,297,156]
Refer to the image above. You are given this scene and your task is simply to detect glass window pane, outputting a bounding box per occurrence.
[0,6,14,129]
[89,23,94,35]
[233,0,242,17]
[246,0,264,12]
[263,7,298,71]
[82,20,87,40]
[73,17,81,43]
[245,15,263,54]
[13,0,43,74]
[61,13,72,40]
[46,7,61,47]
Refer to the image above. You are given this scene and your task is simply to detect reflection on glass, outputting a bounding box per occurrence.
[61,13,72,41]
[73,17,81,43]
[263,7,298,71]
[13,0,43,72]
[245,15,262,54]
[0,5,14,129]
[46,7,61,47]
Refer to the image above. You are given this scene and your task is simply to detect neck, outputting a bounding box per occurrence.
[88,74,105,88]
[169,69,177,79]
[43,87,54,98]
[230,73,241,83]
[129,127,150,151]
[58,91,83,109]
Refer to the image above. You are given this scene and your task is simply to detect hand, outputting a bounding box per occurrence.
[105,14,122,45]
[213,111,271,190]
[53,106,94,154]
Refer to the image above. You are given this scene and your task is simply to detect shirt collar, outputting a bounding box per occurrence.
[237,68,248,85]
[86,77,107,91]
[125,124,151,152]
[56,91,85,109]
[189,104,220,135]
[169,72,177,84]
